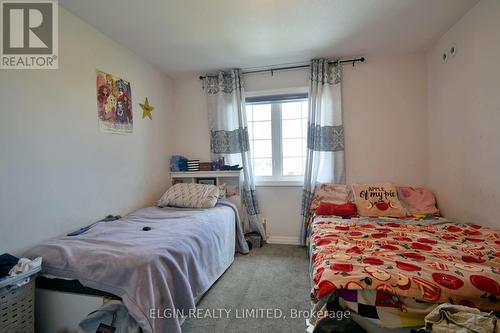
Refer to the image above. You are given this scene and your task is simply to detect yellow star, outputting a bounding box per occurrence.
[140,97,154,120]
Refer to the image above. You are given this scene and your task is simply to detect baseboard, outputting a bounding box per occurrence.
[266,236,300,245]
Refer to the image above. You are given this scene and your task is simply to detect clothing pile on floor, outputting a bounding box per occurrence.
[312,301,500,333]
[424,304,500,333]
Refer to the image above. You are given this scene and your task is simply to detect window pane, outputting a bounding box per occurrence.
[252,104,271,121]
[282,119,302,139]
[252,140,272,158]
[252,121,271,140]
[282,101,302,119]
[246,105,253,122]
[247,124,253,140]
[301,101,308,118]
[246,98,308,180]
[253,158,272,176]
[282,138,304,157]
[283,157,304,176]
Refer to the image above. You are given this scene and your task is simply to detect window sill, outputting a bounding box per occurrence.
[255,180,304,187]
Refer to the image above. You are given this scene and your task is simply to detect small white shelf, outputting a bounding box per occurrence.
[170,170,242,188]
[170,171,242,178]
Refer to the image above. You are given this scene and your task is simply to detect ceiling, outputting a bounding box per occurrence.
[60,0,478,77]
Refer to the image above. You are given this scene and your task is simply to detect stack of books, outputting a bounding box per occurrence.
[187,160,200,171]
[199,162,212,171]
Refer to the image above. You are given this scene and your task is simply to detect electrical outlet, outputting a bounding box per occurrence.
[450,43,457,57]
[441,52,448,64]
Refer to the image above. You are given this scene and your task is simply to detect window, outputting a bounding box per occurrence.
[245,91,308,185]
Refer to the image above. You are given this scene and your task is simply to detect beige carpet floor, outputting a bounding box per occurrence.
[182,244,310,333]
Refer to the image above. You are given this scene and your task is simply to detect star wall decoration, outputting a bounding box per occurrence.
[140,97,154,120]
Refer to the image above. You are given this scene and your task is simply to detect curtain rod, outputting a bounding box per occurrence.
[199,57,365,80]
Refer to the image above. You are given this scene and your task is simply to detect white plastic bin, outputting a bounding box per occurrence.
[0,265,41,333]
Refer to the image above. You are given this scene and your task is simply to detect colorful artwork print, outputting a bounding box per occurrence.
[96,70,133,134]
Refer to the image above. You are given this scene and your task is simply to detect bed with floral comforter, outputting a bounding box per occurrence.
[309,216,500,329]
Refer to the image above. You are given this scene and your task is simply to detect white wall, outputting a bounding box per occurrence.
[0,8,175,254]
[343,54,428,185]
[171,53,428,243]
[426,0,500,228]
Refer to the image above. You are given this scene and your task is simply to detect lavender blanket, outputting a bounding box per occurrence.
[25,200,249,333]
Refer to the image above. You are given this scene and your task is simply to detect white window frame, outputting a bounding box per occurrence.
[245,87,309,187]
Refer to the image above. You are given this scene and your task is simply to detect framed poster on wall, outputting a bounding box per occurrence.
[96,70,133,134]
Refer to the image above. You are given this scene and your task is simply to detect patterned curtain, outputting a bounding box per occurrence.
[202,70,266,240]
[301,59,346,245]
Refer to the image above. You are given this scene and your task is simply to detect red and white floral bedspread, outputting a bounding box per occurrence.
[310,216,500,311]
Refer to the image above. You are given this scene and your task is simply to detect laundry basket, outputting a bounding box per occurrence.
[0,265,41,333]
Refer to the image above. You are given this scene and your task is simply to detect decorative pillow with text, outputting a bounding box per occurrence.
[351,183,406,217]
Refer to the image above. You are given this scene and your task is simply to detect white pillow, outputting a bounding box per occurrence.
[157,183,220,208]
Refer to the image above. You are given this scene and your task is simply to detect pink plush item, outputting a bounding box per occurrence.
[398,186,440,216]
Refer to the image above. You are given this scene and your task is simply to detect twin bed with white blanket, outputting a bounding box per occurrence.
[25,199,249,333]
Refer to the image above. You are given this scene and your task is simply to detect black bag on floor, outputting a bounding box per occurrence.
[78,300,141,333]
[313,316,367,333]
